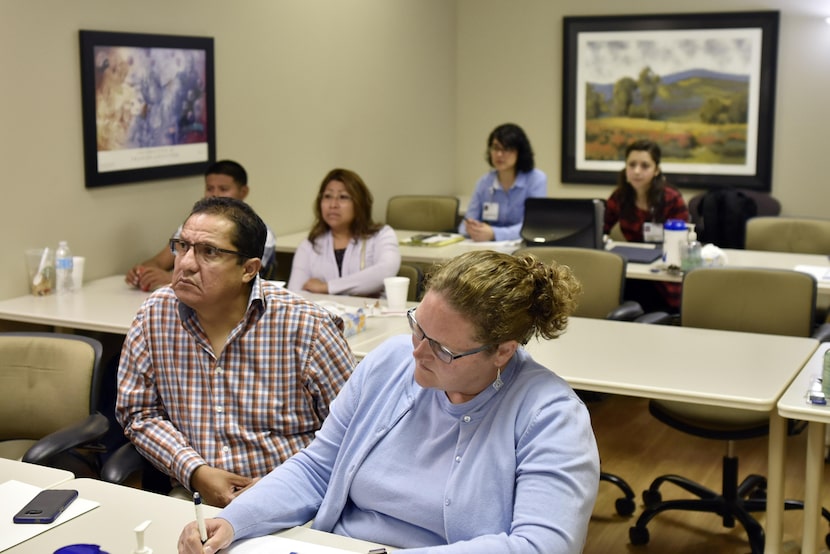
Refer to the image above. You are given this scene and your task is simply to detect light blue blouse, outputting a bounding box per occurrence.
[458,168,547,241]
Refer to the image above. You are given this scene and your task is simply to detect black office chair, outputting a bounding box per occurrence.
[629,267,830,552]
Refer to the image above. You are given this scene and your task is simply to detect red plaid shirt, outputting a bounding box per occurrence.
[116,278,355,488]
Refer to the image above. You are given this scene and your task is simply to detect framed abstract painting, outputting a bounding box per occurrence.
[79,30,215,188]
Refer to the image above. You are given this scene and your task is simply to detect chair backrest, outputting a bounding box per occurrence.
[520,198,605,249]
[744,216,830,254]
[397,263,423,302]
[515,246,626,319]
[681,267,816,337]
[386,195,459,233]
[0,332,103,441]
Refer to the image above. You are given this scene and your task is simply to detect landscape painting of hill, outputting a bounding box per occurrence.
[562,12,779,190]
[583,67,751,166]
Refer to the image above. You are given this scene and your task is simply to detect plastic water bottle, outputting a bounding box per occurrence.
[662,219,688,271]
[55,240,74,294]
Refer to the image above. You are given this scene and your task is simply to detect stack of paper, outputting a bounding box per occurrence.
[400,233,464,247]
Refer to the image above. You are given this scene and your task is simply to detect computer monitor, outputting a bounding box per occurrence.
[520,197,605,249]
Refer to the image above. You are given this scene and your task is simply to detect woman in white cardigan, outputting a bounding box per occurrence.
[288,168,401,296]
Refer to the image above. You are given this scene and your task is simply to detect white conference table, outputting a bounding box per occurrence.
[4,477,391,553]
[0,459,74,489]
[276,229,830,299]
[0,275,410,359]
[777,342,830,554]
[524,317,818,554]
[275,228,522,264]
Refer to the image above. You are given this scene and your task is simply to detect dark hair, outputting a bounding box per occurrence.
[308,168,383,245]
[425,250,581,346]
[205,159,248,186]
[485,123,535,173]
[612,140,668,220]
[188,196,266,265]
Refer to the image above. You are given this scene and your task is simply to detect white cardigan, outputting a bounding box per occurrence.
[287,225,401,296]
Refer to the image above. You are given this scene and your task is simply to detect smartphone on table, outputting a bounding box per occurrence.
[13,489,79,524]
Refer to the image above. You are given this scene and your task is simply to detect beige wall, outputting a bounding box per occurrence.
[456,0,830,212]
[0,0,456,299]
[1,0,828,300]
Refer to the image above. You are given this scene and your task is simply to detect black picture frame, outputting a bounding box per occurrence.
[79,30,215,188]
[561,11,779,191]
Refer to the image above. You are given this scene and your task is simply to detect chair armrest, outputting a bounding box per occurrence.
[606,300,645,321]
[812,322,830,343]
[22,413,109,466]
[634,311,676,325]
[101,442,146,485]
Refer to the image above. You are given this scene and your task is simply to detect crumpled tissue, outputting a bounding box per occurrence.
[700,244,728,267]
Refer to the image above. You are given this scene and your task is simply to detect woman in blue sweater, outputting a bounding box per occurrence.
[179,250,600,554]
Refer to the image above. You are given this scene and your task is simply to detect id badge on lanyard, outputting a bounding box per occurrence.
[482,177,500,222]
[482,202,499,222]
[643,222,664,243]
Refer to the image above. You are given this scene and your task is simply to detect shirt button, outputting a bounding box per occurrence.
[445,498,451,506]
[216,406,224,413]
[455,456,461,463]
[215,366,224,374]
[462,415,471,423]
[222,445,229,453]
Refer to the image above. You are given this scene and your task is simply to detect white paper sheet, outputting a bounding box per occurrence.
[794,265,830,282]
[226,534,359,553]
[0,480,100,553]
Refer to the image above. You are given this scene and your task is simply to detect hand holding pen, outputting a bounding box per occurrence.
[177,504,234,554]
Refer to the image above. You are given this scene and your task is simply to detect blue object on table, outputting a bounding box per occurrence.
[54,545,109,554]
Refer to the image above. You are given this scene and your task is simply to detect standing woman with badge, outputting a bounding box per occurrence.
[603,139,689,312]
[459,123,547,242]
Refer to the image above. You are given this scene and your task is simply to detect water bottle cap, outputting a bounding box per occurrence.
[665,219,687,231]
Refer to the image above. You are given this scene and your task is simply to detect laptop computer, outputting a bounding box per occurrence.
[610,245,663,264]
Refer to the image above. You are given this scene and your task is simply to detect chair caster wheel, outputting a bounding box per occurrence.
[642,489,662,510]
[615,497,636,516]
[629,525,650,545]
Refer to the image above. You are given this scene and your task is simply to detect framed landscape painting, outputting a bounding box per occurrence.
[561,11,779,191]
[79,30,215,188]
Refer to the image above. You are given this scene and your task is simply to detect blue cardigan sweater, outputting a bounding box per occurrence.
[218,335,599,553]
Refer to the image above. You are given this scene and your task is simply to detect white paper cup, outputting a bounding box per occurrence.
[72,256,85,290]
[384,276,410,312]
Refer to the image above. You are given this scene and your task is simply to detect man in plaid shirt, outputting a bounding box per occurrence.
[117,197,355,507]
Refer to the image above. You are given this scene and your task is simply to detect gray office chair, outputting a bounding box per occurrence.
[514,246,643,321]
[0,332,109,478]
[386,195,460,233]
[629,267,830,552]
[515,246,643,516]
[745,216,830,255]
[397,263,423,302]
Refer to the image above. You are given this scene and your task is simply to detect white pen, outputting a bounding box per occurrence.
[193,491,207,543]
